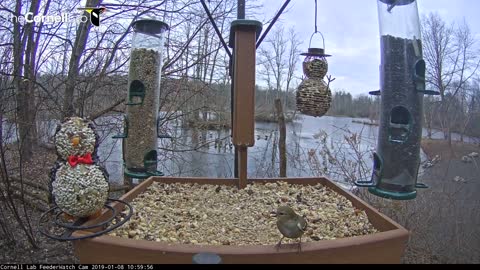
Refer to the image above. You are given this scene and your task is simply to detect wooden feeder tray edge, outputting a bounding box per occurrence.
[73,177,409,264]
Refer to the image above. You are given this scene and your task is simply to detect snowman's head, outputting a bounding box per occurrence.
[54,117,98,161]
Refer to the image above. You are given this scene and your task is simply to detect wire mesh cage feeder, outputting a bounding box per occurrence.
[296,32,332,117]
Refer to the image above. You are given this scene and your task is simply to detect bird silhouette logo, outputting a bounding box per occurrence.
[78,6,107,27]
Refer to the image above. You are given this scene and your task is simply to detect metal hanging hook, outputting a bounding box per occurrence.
[309,31,326,50]
[309,0,326,50]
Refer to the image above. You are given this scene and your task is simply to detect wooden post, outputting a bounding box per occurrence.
[229,20,262,189]
[275,99,287,177]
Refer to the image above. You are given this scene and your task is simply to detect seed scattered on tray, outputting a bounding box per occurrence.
[109,182,378,245]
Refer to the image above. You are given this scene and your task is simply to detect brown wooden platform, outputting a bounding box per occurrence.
[73,177,409,264]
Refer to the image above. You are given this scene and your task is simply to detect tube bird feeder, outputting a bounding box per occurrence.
[122,19,169,181]
[355,0,438,200]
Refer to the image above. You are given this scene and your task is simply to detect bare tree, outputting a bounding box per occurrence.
[422,13,480,146]
[285,28,301,109]
[257,26,301,177]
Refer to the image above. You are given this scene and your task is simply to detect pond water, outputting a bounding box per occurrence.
[93,114,479,188]
[2,114,478,189]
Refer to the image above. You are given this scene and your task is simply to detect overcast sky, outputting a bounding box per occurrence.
[252,0,480,96]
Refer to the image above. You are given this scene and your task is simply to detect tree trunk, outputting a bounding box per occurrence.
[447,125,452,147]
[275,99,286,177]
[13,0,40,160]
[63,0,100,118]
[23,0,42,147]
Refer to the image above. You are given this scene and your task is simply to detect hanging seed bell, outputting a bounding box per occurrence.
[296,33,333,117]
[296,78,332,117]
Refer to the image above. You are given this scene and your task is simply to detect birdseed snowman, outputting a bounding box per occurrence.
[50,117,109,220]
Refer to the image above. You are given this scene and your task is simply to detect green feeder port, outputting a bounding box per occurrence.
[414,59,440,96]
[126,80,146,106]
[355,153,428,200]
[124,167,164,180]
[389,106,411,144]
[124,150,164,180]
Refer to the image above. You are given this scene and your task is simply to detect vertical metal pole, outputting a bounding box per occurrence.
[231,61,238,178]
[238,0,245,19]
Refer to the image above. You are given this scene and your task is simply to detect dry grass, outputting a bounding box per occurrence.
[421,139,479,159]
[356,139,480,263]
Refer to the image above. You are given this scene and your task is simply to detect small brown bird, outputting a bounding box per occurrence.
[274,205,308,252]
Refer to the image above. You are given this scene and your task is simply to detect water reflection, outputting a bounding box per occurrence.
[96,114,478,188]
[2,115,477,188]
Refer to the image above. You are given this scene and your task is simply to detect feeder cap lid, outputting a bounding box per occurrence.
[132,19,169,35]
[300,48,331,57]
[379,0,415,6]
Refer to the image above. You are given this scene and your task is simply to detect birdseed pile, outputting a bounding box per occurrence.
[377,34,424,188]
[125,48,161,170]
[110,182,378,245]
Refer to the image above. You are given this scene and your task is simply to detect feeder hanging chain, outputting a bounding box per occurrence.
[308,0,325,50]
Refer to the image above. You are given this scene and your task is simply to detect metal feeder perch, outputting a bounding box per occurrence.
[112,115,129,139]
[355,0,433,200]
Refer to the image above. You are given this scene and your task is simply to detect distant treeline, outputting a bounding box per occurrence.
[253,87,380,118]
[254,86,480,138]
[327,91,380,119]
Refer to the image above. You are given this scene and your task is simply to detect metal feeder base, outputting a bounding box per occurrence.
[124,168,164,179]
[368,187,417,200]
[38,198,133,241]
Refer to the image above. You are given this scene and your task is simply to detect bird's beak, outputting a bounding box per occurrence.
[270,211,277,217]
[71,136,80,147]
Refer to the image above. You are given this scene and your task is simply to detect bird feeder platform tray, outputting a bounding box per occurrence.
[73,177,409,264]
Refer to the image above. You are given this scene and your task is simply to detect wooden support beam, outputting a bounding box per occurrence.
[229,20,262,189]
[232,30,256,147]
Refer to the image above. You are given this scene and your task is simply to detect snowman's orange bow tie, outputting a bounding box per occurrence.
[68,153,94,167]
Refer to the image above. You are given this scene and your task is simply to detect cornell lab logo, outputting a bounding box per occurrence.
[77,6,107,27]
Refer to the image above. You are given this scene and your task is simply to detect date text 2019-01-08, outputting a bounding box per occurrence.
[0,266,155,270]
